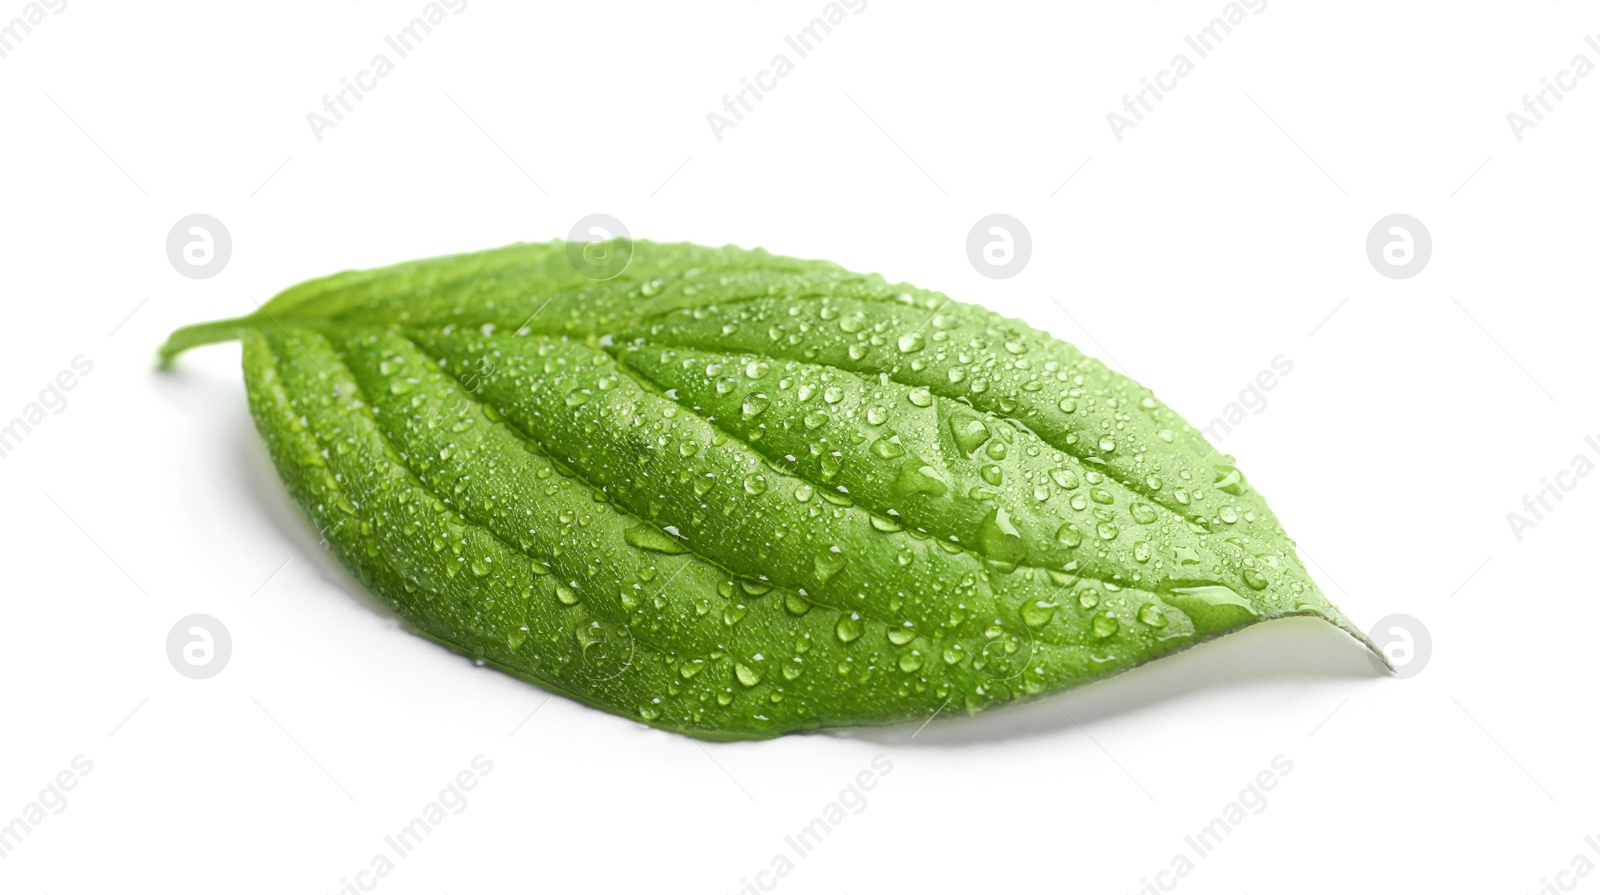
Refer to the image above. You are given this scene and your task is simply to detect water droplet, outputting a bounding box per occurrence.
[624,525,689,554]
[1214,466,1247,495]
[1093,612,1120,638]
[908,386,933,407]
[835,613,864,643]
[1131,503,1158,524]
[1056,523,1083,547]
[870,435,905,459]
[743,473,769,495]
[735,663,763,687]
[949,412,990,456]
[892,460,948,498]
[898,650,925,672]
[814,550,846,582]
[1160,584,1259,633]
[1138,602,1168,627]
[897,332,926,353]
[1020,599,1059,628]
[977,507,1028,567]
[742,393,770,418]
[819,454,842,480]
[1243,568,1269,590]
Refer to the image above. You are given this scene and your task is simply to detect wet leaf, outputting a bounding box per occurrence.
[160,240,1381,739]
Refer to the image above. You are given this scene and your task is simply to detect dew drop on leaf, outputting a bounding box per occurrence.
[735,663,763,687]
[1020,600,1059,628]
[1138,603,1168,628]
[1092,612,1120,638]
[835,613,864,643]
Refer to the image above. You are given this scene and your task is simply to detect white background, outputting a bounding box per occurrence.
[2,2,1596,893]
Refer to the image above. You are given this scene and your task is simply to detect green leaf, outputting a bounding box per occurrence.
[161,240,1382,739]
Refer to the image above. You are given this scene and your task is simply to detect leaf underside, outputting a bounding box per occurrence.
[163,240,1379,739]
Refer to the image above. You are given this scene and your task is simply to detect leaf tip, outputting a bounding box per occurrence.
[1327,611,1394,674]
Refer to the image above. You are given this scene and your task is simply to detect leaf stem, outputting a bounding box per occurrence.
[157,315,259,368]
